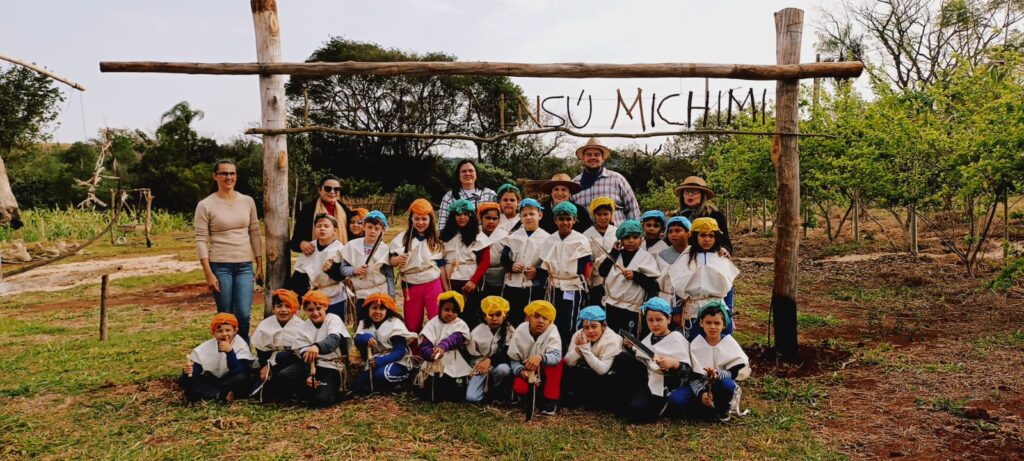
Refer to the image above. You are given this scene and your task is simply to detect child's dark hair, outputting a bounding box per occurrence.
[440,210,480,245]
[359,301,404,329]
[593,204,613,215]
[313,213,339,228]
[687,230,722,266]
[362,216,384,228]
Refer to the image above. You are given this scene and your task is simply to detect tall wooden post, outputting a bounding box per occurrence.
[771,8,803,359]
[99,274,109,341]
[252,0,289,316]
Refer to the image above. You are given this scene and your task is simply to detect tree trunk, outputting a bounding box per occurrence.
[0,153,21,229]
[909,204,919,256]
[771,8,803,360]
[1005,193,1010,261]
[252,0,289,316]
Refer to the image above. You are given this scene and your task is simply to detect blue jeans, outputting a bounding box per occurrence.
[209,262,254,340]
[668,379,737,418]
[466,363,513,402]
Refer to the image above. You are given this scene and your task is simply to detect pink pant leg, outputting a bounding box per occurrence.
[404,278,442,333]
[421,278,442,323]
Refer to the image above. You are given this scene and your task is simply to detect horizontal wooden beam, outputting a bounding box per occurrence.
[100,60,863,80]
[245,125,834,141]
[1,53,86,91]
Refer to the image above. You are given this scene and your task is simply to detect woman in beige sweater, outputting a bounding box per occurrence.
[194,160,263,341]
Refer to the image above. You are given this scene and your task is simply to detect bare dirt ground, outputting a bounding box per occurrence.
[0,254,197,296]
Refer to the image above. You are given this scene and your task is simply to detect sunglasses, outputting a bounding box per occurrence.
[321,186,342,193]
[215,171,237,177]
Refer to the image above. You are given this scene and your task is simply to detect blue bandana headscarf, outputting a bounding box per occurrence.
[363,210,389,229]
[666,216,691,231]
[640,210,667,228]
[518,198,544,212]
[641,297,672,317]
[615,219,643,240]
[577,306,607,327]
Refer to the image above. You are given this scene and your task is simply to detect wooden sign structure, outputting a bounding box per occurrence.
[99,3,861,359]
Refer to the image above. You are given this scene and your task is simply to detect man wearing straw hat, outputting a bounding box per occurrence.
[571,138,641,225]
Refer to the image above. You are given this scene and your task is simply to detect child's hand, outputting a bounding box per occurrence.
[321,258,335,272]
[622,338,634,350]
[432,347,445,361]
[183,359,194,377]
[367,337,379,350]
[718,247,731,258]
[623,269,634,280]
[354,265,369,277]
[396,253,410,268]
[349,356,363,368]
[300,241,315,256]
[575,334,589,346]
[512,262,525,273]
[613,241,623,251]
[704,367,718,380]
[524,354,542,372]
[524,268,537,280]
[368,357,377,368]
[655,356,678,372]
[462,281,476,293]
[473,358,491,375]
[217,340,232,353]
[303,345,320,363]
[260,364,270,382]
[701,390,714,408]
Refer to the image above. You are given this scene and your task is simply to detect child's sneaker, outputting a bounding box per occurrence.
[538,399,557,416]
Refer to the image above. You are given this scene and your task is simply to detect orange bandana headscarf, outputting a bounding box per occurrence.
[364,292,401,316]
[210,313,239,335]
[477,201,500,219]
[408,198,434,216]
[301,290,330,307]
[272,289,299,313]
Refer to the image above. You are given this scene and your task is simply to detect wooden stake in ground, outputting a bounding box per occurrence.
[99,274,109,341]
[252,0,290,316]
[771,8,803,359]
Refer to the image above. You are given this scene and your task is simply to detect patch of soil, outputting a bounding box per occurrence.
[747,340,854,378]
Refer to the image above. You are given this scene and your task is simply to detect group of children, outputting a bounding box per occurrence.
[181,184,746,422]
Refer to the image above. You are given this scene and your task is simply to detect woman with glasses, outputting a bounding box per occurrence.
[438,160,497,231]
[194,160,264,341]
[289,174,354,257]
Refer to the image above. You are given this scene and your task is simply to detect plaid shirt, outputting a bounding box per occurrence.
[572,168,641,224]
[438,187,497,230]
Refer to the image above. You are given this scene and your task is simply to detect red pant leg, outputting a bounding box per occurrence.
[541,360,564,401]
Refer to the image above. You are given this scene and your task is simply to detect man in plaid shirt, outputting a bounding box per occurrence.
[570,138,641,224]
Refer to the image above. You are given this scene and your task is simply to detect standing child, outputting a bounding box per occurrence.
[583,197,618,306]
[352,293,418,393]
[348,208,369,240]
[509,300,563,416]
[599,219,662,339]
[655,216,691,325]
[495,183,522,233]
[640,210,669,256]
[538,201,592,351]
[668,217,739,339]
[286,213,350,320]
[466,296,514,403]
[562,306,622,410]
[272,291,350,408]
[340,210,395,323]
[613,298,698,423]
[180,313,254,403]
[670,301,749,422]
[440,199,491,329]
[477,202,509,299]
[417,291,473,402]
[390,199,448,333]
[249,289,304,402]
[500,199,550,326]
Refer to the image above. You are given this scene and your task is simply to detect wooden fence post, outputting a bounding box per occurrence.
[99,274,109,341]
[771,8,803,359]
[252,0,289,316]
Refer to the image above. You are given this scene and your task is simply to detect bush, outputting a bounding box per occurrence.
[394,183,429,211]
[339,178,382,197]
[0,207,193,243]
[638,178,679,212]
[988,256,1024,291]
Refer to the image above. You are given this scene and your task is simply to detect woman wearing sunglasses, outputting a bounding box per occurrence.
[289,174,355,256]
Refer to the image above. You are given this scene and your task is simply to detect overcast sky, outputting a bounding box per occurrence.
[4,0,846,155]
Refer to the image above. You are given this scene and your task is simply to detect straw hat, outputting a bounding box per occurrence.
[574,137,612,160]
[541,173,582,195]
[673,176,716,200]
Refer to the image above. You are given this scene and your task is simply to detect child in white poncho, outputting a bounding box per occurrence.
[417,291,473,402]
[562,306,622,410]
[179,313,254,403]
[249,289,305,403]
[465,296,514,403]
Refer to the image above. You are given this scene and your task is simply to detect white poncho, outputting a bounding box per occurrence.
[420,316,473,377]
[189,335,255,378]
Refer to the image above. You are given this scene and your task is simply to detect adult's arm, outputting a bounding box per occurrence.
[437,191,454,231]
[247,197,263,264]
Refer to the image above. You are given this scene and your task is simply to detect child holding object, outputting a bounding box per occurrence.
[466,296,515,403]
[352,293,418,393]
[668,217,739,339]
[340,210,395,323]
[500,199,550,326]
[670,301,750,422]
[249,289,304,403]
[390,199,448,333]
[180,313,254,403]
[509,300,563,416]
[285,213,350,320]
[537,201,593,351]
[583,197,618,306]
[562,306,622,410]
[417,291,473,402]
[598,219,661,339]
[272,291,351,408]
[613,298,698,423]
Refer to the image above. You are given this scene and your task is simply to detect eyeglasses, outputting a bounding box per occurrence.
[322,186,342,193]
[215,171,237,177]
